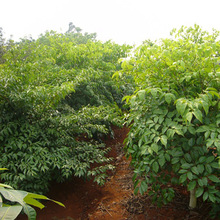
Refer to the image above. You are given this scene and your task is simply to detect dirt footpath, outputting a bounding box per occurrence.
[18,126,217,220]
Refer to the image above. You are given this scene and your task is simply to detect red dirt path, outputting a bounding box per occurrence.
[18,126,218,220]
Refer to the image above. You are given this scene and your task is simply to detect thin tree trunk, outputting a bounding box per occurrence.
[189,189,197,209]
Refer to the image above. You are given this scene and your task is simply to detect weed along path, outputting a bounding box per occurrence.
[18,126,217,220]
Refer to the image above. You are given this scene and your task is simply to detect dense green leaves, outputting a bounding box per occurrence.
[0,29,133,193]
[123,25,220,212]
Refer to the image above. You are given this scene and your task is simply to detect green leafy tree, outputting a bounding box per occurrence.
[123,25,220,215]
[0,29,132,193]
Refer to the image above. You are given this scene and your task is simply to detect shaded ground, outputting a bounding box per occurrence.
[18,126,218,220]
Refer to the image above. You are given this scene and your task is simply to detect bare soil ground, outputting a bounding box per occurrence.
[18,126,218,220]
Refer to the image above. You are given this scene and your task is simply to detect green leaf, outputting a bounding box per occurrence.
[188,138,195,147]
[193,109,203,123]
[208,193,216,203]
[0,188,36,219]
[165,93,175,104]
[197,125,209,133]
[205,164,212,174]
[188,126,195,135]
[198,179,204,187]
[203,191,208,201]
[137,90,146,101]
[134,187,139,195]
[208,175,220,183]
[151,143,159,154]
[134,179,140,189]
[0,206,23,220]
[197,164,204,174]
[181,163,192,169]
[167,129,175,138]
[171,158,179,164]
[210,162,219,169]
[202,177,208,186]
[206,156,215,163]
[0,184,13,189]
[179,169,187,174]
[152,162,159,173]
[23,205,36,220]
[184,153,192,163]
[206,139,214,148]
[199,156,206,163]
[204,131,210,139]
[179,174,187,183]
[160,135,167,146]
[191,166,199,175]
[196,187,204,198]
[176,100,187,115]
[24,196,45,209]
[158,157,166,167]
[186,112,193,123]
[202,101,209,115]
[187,172,193,180]
[187,181,197,191]
[151,89,158,98]
[165,153,170,161]
[139,181,148,195]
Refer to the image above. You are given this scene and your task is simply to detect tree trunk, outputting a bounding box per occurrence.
[189,189,197,209]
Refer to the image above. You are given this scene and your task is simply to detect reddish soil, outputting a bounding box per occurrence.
[18,126,218,220]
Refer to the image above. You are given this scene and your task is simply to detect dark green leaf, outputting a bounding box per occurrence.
[205,164,212,174]
[187,172,193,180]
[181,163,192,169]
[158,157,166,167]
[179,169,187,174]
[187,181,197,191]
[198,179,204,187]
[197,164,204,174]
[179,174,187,183]
[134,187,139,195]
[165,153,170,161]
[208,175,220,183]
[191,167,199,175]
[140,181,148,195]
[208,193,216,203]
[206,156,215,163]
[171,158,179,164]
[184,153,192,163]
[188,126,196,135]
[203,191,208,201]
[152,162,159,173]
[202,177,208,186]
[196,187,204,198]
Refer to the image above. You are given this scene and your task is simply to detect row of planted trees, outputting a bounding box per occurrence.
[0,27,134,194]
[121,25,220,216]
[0,24,219,218]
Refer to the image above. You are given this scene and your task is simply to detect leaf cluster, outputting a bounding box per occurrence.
[0,168,64,220]
[123,25,220,211]
[0,29,133,193]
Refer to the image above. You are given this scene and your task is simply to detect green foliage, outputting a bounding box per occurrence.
[123,25,220,213]
[0,28,133,193]
[0,168,64,220]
